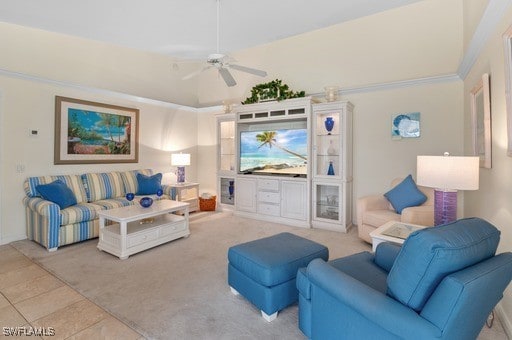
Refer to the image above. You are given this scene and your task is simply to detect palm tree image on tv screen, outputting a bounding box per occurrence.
[239,129,307,176]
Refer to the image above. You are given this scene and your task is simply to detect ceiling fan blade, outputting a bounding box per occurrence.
[219,67,237,87]
[229,64,267,77]
[182,66,212,80]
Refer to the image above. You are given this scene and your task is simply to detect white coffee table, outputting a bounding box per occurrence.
[369,221,427,252]
[97,200,190,259]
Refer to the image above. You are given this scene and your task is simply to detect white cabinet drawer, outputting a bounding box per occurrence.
[160,221,187,236]
[257,203,280,216]
[127,229,159,248]
[258,191,280,204]
[258,179,279,191]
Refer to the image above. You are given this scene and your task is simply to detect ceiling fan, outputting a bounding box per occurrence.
[181,0,267,87]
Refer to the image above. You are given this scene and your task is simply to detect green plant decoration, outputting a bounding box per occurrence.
[242,79,305,104]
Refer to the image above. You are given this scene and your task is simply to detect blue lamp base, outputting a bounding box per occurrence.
[434,189,457,226]
[177,166,186,183]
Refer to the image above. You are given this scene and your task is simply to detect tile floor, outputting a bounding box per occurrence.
[0,244,143,339]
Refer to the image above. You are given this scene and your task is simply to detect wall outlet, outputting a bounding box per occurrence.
[16,164,25,173]
[28,129,38,137]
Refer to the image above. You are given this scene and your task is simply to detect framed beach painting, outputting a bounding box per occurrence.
[54,96,139,164]
[470,73,491,168]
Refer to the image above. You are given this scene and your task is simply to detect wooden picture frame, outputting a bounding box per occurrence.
[470,73,491,168]
[54,96,139,164]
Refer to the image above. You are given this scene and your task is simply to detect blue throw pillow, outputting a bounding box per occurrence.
[384,175,427,214]
[136,173,162,195]
[36,180,77,209]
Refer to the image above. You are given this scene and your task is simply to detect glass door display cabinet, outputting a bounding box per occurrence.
[312,101,353,232]
[217,114,236,208]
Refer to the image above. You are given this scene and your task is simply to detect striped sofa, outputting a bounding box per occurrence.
[23,169,176,251]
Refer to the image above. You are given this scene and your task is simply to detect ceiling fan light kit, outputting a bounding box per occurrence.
[182,0,267,87]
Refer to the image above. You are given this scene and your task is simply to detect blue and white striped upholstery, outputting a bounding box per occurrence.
[24,175,87,204]
[94,198,134,209]
[60,203,105,225]
[119,169,153,195]
[82,172,125,202]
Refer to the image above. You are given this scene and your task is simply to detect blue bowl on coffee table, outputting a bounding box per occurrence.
[139,197,153,208]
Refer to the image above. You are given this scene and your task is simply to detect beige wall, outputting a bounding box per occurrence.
[0,75,198,243]
[350,81,464,205]
[0,22,198,107]
[463,4,512,333]
[196,0,463,107]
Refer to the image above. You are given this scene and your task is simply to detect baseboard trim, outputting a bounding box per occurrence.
[496,303,512,338]
[0,234,27,245]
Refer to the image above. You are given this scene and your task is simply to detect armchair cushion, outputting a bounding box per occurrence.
[384,175,427,214]
[387,217,500,311]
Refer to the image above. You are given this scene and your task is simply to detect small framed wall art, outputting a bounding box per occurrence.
[54,96,139,164]
[391,112,420,139]
[470,73,491,168]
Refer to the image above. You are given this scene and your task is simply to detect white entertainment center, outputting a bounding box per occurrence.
[216,97,353,232]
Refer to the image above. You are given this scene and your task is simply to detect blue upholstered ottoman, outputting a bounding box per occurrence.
[228,232,329,321]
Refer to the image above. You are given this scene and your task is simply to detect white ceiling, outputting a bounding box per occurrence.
[0,0,423,60]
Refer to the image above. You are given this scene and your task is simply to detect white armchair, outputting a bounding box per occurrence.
[357,178,434,243]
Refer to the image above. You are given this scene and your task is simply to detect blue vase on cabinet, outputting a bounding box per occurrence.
[327,161,335,176]
[228,181,235,200]
[324,117,335,135]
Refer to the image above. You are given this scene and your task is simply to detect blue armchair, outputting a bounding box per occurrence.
[297,217,512,339]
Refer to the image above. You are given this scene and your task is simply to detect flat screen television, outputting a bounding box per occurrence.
[239,128,307,176]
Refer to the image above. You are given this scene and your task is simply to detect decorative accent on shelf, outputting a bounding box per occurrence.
[324,86,339,102]
[139,196,154,208]
[228,180,235,200]
[324,117,335,135]
[327,161,335,176]
[241,79,305,104]
[125,192,135,201]
[327,140,336,155]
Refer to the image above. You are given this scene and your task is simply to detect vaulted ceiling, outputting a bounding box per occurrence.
[0,0,423,59]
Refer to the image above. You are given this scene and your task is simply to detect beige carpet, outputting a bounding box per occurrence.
[11,212,506,340]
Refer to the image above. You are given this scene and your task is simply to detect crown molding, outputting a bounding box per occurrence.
[457,0,512,80]
[0,68,200,112]
[309,74,461,98]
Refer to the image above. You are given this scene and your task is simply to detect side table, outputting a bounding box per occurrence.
[369,221,427,252]
[169,182,199,212]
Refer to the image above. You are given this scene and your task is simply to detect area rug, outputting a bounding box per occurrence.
[13,212,370,340]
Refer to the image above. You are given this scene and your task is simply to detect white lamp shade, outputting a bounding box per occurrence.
[171,153,191,166]
[417,155,479,190]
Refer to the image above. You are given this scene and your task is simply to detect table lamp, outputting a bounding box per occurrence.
[417,152,479,226]
[171,153,191,183]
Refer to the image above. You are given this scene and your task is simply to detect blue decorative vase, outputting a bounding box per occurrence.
[139,197,153,208]
[327,161,335,176]
[228,181,235,200]
[156,189,163,199]
[324,117,334,135]
[125,193,135,201]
